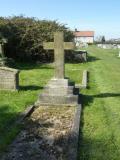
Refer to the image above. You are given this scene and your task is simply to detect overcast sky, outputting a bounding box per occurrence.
[0,0,120,39]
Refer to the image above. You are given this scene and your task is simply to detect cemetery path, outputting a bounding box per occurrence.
[79,46,120,160]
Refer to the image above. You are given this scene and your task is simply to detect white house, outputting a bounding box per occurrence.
[74,31,95,44]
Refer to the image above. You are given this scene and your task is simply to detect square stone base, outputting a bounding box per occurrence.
[36,78,79,106]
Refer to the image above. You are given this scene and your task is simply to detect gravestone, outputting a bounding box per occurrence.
[117,45,120,49]
[36,32,79,106]
[0,67,19,90]
[98,44,118,50]
[0,38,20,90]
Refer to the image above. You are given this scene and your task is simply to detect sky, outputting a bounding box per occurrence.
[0,0,120,39]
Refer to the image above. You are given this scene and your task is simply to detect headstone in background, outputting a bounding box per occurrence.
[97,44,119,50]
[0,67,19,90]
[97,44,102,48]
[74,41,88,62]
[0,36,20,90]
[117,45,120,49]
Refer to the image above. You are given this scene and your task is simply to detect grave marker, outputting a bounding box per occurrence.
[36,32,79,106]
[0,67,19,90]
[0,38,20,90]
[43,32,75,79]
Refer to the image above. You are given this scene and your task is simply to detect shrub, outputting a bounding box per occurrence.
[0,16,74,62]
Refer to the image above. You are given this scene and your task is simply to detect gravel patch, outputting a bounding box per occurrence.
[2,106,77,160]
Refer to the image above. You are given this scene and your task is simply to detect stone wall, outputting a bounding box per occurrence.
[0,67,19,90]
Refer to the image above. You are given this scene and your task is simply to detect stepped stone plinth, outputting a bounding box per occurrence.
[36,78,79,106]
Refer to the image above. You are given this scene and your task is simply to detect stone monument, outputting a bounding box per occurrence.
[0,67,19,90]
[36,32,79,106]
[0,37,20,90]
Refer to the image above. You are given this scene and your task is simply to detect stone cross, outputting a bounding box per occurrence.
[43,32,75,79]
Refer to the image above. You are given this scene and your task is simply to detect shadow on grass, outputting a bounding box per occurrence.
[95,93,120,98]
[0,105,17,129]
[82,92,120,107]
[78,92,120,160]
[87,55,101,62]
[0,105,21,156]
[65,55,101,64]
[15,63,54,70]
[19,85,44,91]
[78,136,120,160]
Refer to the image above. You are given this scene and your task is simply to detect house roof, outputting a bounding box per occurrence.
[74,31,94,37]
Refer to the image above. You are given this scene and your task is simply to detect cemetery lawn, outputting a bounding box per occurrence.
[0,62,83,156]
[0,63,54,154]
[0,46,120,160]
[79,46,120,160]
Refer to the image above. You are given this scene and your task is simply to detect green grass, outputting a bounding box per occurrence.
[78,46,120,160]
[0,46,120,160]
[0,63,54,153]
[0,61,84,155]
